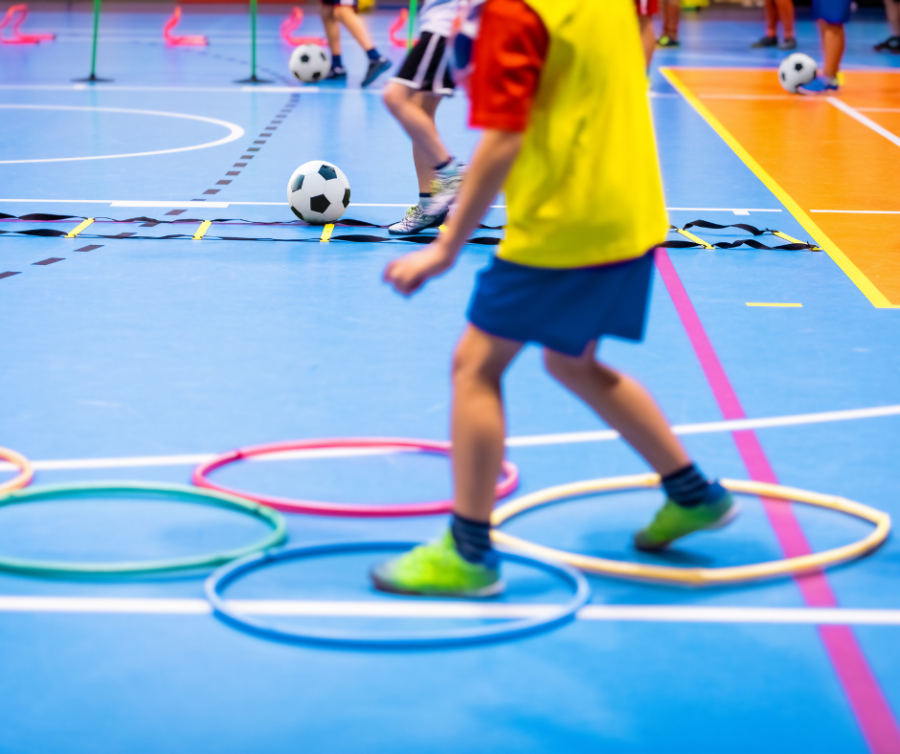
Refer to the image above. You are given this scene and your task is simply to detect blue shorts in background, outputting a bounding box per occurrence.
[467,251,655,357]
[813,0,851,24]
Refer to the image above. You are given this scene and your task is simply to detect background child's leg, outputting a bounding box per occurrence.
[321,5,342,58]
[542,344,690,476]
[886,0,900,35]
[450,326,523,522]
[335,5,375,52]
[820,19,845,78]
[663,0,681,40]
[383,85,450,192]
[775,0,795,39]
[765,0,778,37]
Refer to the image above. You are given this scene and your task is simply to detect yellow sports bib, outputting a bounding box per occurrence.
[497,0,669,268]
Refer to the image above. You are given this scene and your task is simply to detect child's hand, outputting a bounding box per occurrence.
[383,240,456,295]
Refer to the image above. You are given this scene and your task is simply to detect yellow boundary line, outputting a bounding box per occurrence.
[320,224,334,242]
[660,67,898,309]
[65,218,94,239]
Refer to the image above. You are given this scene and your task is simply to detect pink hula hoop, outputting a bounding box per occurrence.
[192,438,519,517]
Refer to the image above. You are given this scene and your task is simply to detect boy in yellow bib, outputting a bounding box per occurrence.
[373,0,736,597]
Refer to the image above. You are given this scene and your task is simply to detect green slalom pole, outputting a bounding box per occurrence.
[76,0,110,82]
[407,0,417,50]
[236,0,270,83]
[250,0,257,80]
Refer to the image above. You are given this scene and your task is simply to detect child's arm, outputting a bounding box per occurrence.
[383,129,522,296]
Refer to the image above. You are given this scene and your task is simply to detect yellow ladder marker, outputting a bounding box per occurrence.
[320,223,334,242]
[676,228,715,250]
[65,218,94,239]
[193,221,212,241]
[746,303,803,307]
[772,230,822,251]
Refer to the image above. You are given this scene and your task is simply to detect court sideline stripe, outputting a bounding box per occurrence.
[1,404,898,473]
[5,595,900,624]
[660,67,896,310]
[654,248,900,754]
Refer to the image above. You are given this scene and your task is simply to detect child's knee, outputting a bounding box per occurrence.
[382,82,408,114]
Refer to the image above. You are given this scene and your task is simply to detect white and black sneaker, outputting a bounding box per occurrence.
[388,203,447,235]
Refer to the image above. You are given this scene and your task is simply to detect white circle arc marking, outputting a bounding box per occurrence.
[0,104,245,164]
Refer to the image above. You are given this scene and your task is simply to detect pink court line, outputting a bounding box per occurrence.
[654,248,900,754]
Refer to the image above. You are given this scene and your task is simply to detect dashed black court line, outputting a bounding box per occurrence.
[0,271,20,279]
[192,93,300,201]
[33,257,64,265]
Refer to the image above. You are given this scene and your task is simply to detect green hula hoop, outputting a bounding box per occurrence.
[0,481,287,577]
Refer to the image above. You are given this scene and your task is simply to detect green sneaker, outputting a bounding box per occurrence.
[371,531,504,598]
[634,489,738,552]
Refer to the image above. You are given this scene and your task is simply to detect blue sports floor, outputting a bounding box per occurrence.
[2,5,900,753]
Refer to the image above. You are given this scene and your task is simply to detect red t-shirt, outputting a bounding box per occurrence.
[468,0,550,133]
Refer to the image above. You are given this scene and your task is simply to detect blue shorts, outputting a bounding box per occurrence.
[812,0,851,24]
[467,252,655,357]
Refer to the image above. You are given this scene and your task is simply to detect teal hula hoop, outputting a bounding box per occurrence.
[0,481,287,577]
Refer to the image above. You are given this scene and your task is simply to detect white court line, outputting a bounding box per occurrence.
[827,97,900,149]
[856,107,900,113]
[1,596,900,625]
[811,210,900,215]
[0,199,778,215]
[2,404,898,473]
[0,106,244,164]
[0,84,380,95]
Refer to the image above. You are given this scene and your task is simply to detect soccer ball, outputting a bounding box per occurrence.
[289,44,330,83]
[287,160,351,224]
[778,53,817,93]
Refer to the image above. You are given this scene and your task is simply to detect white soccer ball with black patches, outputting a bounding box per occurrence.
[289,44,331,83]
[287,160,351,224]
[778,53,817,93]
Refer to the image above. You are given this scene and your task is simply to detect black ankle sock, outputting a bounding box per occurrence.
[450,513,497,566]
[366,47,381,61]
[434,157,453,171]
[419,192,432,199]
[332,54,343,69]
[662,463,722,507]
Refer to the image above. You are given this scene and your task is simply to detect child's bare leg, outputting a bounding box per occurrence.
[662,0,680,39]
[321,5,341,57]
[819,20,845,78]
[451,325,523,522]
[412,93,443,193]
[774,0,795,38]
[887,0,900,35]
[383,84,450,187]
[639,16,656,68]
[335,5,374,51]
[542,344,689,476]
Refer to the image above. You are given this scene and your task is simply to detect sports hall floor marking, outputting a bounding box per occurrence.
[746,302,802,307]
[1,404,897,473]
[656,248,900,752]
[661,67,900,309]
[0,106,244,164]
[4,596,900,625]
[0,200,778,215]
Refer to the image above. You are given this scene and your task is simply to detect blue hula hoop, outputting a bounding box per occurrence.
[204,540,591,649]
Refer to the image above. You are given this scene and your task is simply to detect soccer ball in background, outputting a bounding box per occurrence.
[287,161,351,224]
[778,53,817,93]
[289,44,331,83]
